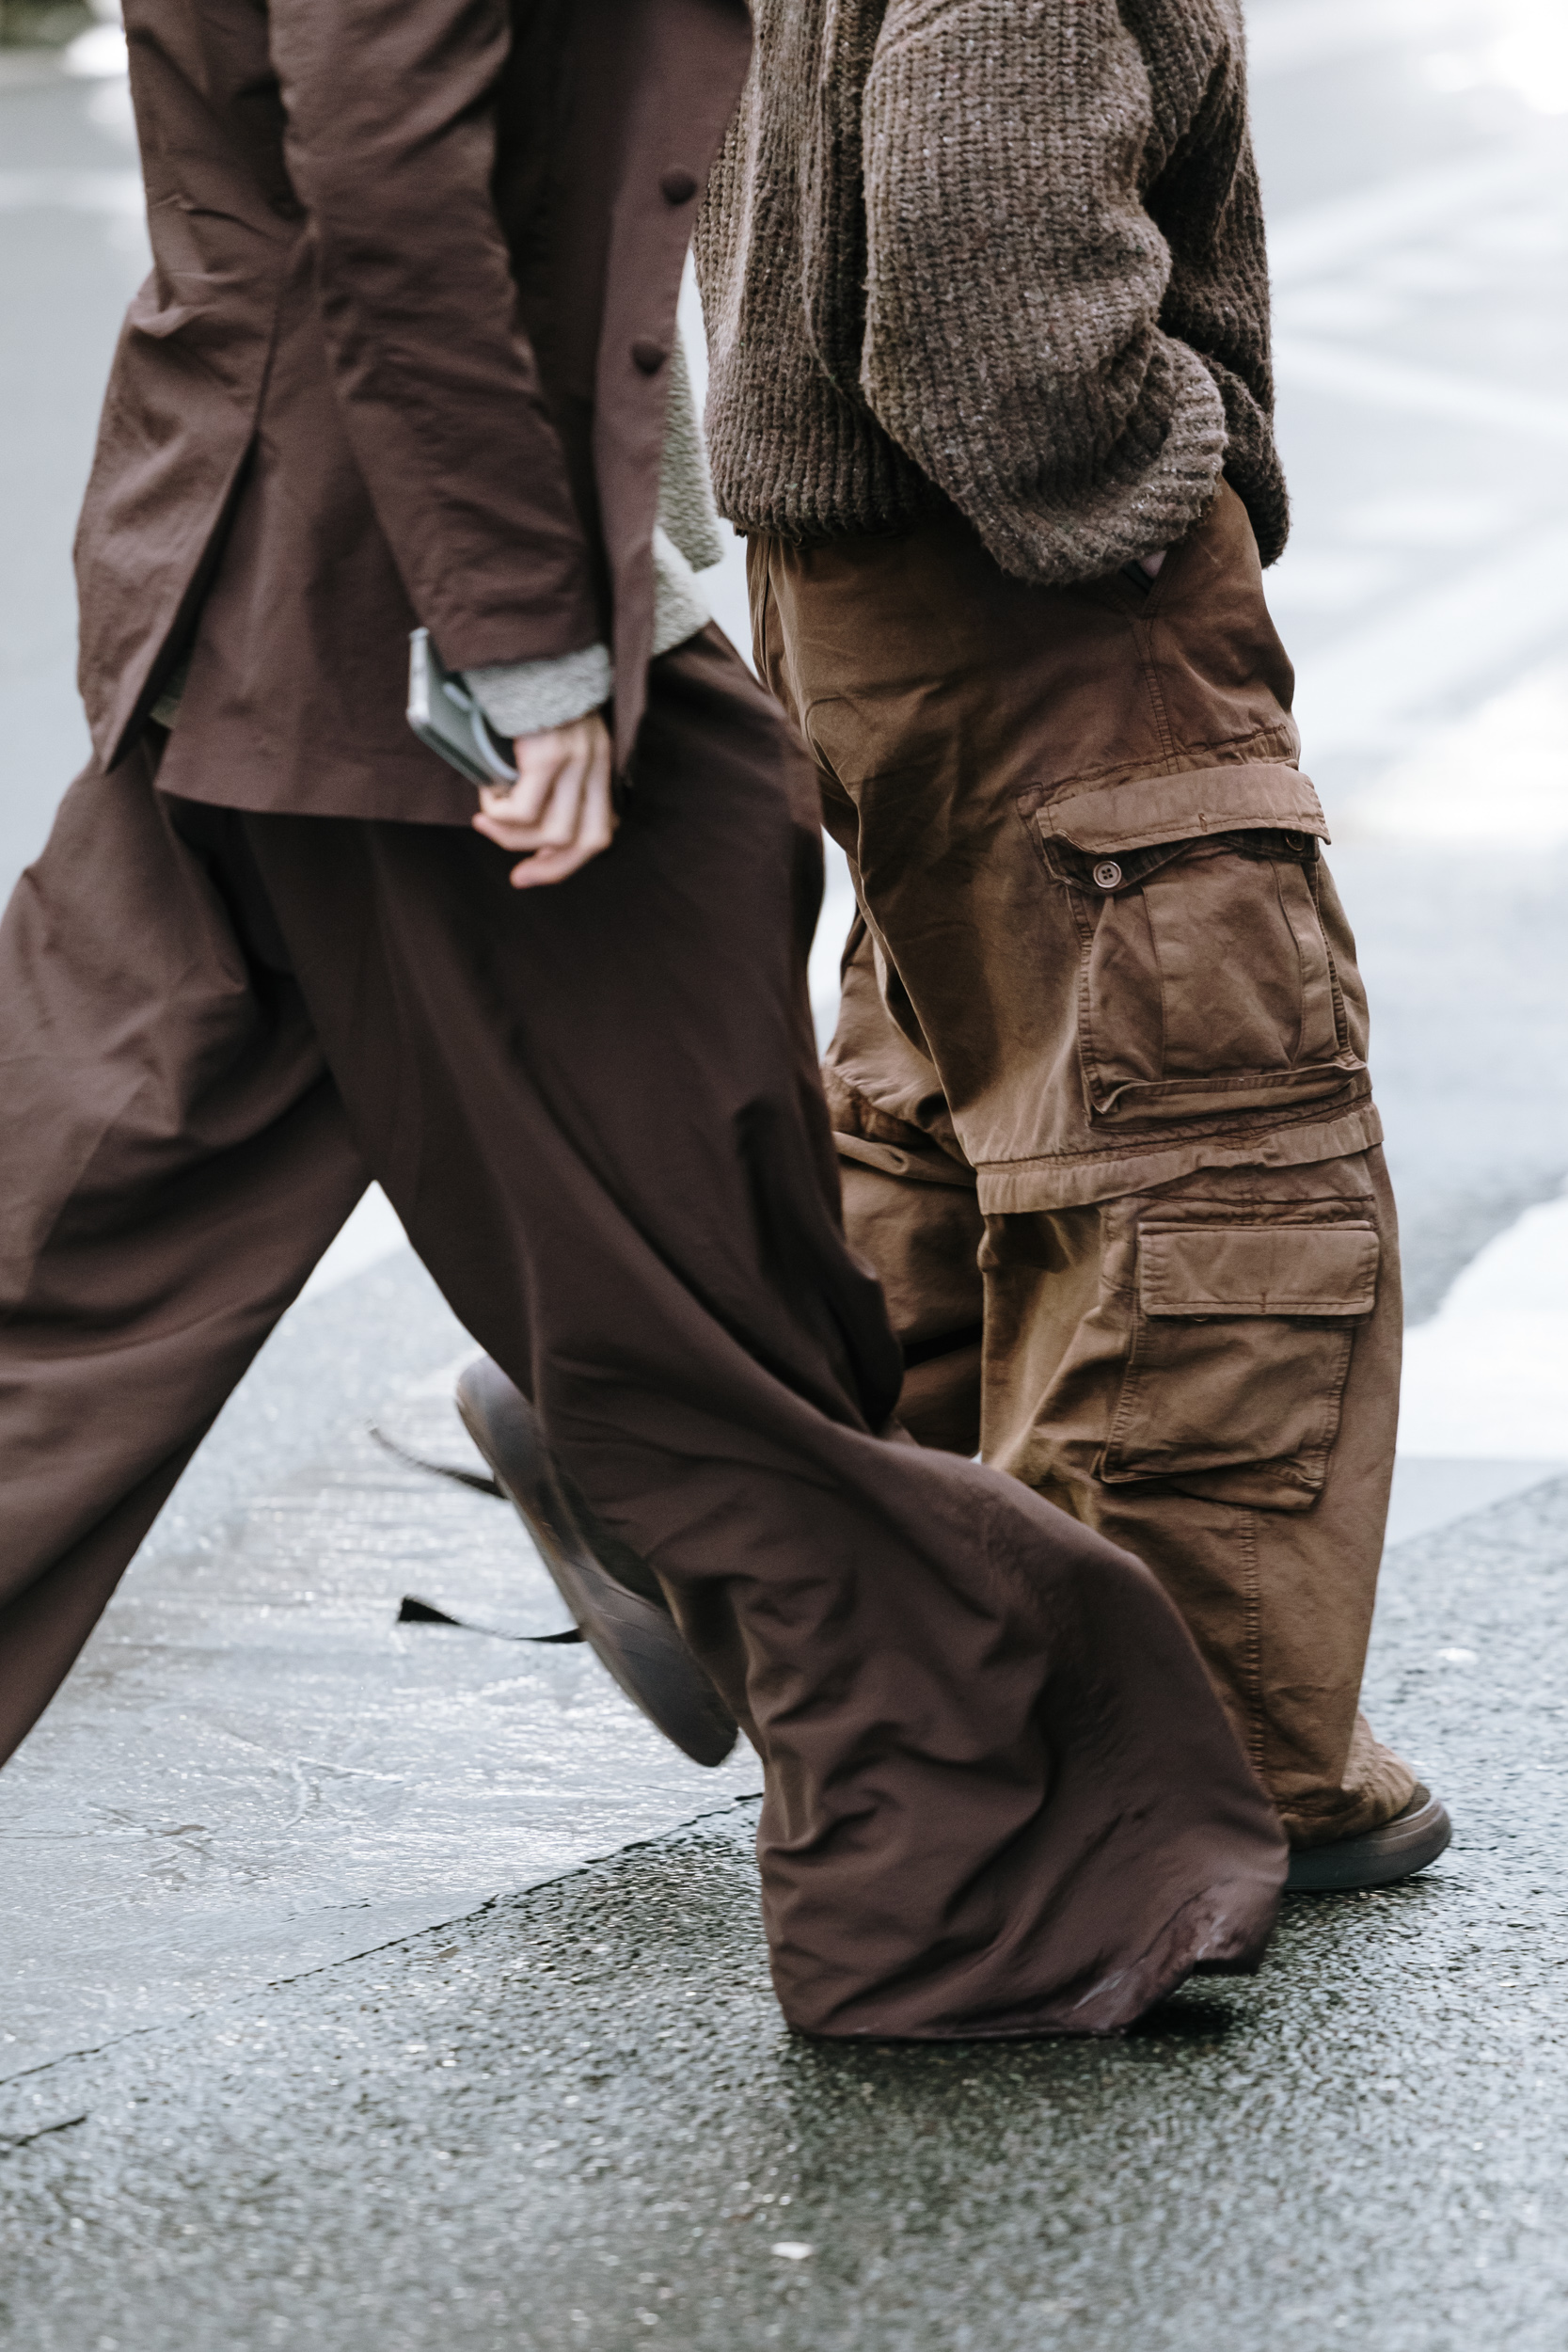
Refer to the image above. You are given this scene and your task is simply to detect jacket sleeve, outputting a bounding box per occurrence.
[859,0,1232,587]
[267,0,603,669]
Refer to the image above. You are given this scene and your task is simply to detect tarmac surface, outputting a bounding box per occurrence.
[4,3,1568,2346]
[5,1473,1568,2352]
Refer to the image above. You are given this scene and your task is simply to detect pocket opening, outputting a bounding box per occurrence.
[1023,765,1363,1127]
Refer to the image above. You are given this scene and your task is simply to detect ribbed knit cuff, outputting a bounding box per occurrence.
[465,643,613,739]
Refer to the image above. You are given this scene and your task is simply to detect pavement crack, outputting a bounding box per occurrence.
[0,2110,87,2153]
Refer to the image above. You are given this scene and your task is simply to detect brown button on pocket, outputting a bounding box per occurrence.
[1101,1220,1379,1510]
[1022,763,1365,1125]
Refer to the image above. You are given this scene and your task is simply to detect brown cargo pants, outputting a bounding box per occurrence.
[751,483,1416,1849]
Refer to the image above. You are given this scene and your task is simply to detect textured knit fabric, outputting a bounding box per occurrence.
[465,643,616,739]
[467,334,726,738]
[695,0,1288,583]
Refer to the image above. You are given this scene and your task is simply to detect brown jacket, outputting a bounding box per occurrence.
[76,0,751,821]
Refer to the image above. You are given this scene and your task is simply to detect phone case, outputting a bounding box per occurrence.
[406,628,518,787]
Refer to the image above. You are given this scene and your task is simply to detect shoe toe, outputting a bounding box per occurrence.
[1286,1786,1452,1893]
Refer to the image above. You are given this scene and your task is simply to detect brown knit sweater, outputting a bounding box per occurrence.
[694,0,1288,581]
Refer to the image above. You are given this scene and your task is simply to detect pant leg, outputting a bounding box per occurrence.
[827,954,1410,1840]
[836,1152,983,1452]
[0,747,370,1759]
[752,501,1412,1845]
[820,931,987,1452]
[215,627,1285,2038]
[979,1155,1413,1847]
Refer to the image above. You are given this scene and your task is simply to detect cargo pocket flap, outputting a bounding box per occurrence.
[1038,763,1329,853]
[1138,1224,1379,1319]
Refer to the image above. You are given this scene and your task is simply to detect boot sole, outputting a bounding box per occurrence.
[1286,1788,1451,1892]
[455,1360,738,1769]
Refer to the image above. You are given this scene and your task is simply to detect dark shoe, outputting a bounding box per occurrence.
[454,1357,739,1768]
[1286,1785,1451,1892]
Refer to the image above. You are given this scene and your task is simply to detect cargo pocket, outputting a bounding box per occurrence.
[1022,762,1365,1125]
[1101,1218,1380,1511]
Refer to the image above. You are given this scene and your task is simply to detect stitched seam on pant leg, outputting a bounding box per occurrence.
[1131,615,1178,764]
[1240,1506,1265,1772]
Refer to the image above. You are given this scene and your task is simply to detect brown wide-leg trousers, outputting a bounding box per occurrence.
[0,627,1283,2039]
[751,490,1417,1850]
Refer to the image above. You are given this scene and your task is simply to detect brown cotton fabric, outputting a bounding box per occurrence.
[751,485,1415,1848]
[836,1152,1413,1848]
[695,0,1286,580]
[0,634,1285,2040]
[78,0,749,808]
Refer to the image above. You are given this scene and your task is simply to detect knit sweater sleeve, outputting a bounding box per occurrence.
[860,0,1232,586]
[1122,0,1289,565]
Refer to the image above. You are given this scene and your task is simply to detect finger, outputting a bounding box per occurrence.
[578,754,615,855]
[471,778,590,854]
[537,753,587,850]
[508,794,616,889]
[482,741,561,829]
[472,808,550,852]
[509,840,596,888]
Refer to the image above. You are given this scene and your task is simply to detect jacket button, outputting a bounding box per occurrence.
[631,339,668,374]
[1093,860,1123,890]
[660,167,699,204]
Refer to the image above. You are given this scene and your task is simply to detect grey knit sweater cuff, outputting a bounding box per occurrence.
[464,642,613,739]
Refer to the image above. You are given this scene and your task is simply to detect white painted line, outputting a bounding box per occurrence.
[0,170,144,215]
[1266,147,1550,283]
[298,1185,410,1302]
[1386,1457,1567,1545]
[1247,0,1487,78]
[1400,1191,1568,1460]
[1274,335,1568,446]
[1341,660,1568,843]
[63,23,128,75]
[811,840,858,1050]
[1291,523,1568,761]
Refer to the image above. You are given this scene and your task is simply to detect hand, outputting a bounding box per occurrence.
[470,709,616,888]
[1137,548,1167,580]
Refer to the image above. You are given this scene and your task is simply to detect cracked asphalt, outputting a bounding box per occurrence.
[4,1475,1567,2352]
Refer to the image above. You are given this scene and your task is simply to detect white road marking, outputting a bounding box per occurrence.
[1251,0,1568,114]
[1266,146,1553,284]
[1291,524,1568,761]
[1247,0,1488,79]
[298,1186,410,1301]
[1340,660,1568,844]
[1401,1190,1568,1460]
[0,168,143,214]
[1274,336,1568,446]
[63,23,128,76]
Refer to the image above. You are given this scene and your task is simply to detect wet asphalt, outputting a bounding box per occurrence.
[4,1472,1566,2352]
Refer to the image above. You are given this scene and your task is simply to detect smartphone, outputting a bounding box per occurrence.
[406,628,518,787]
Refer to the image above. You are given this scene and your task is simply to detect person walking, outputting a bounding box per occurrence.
[693,0,1449,1890]
[0,0,1286,2039]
